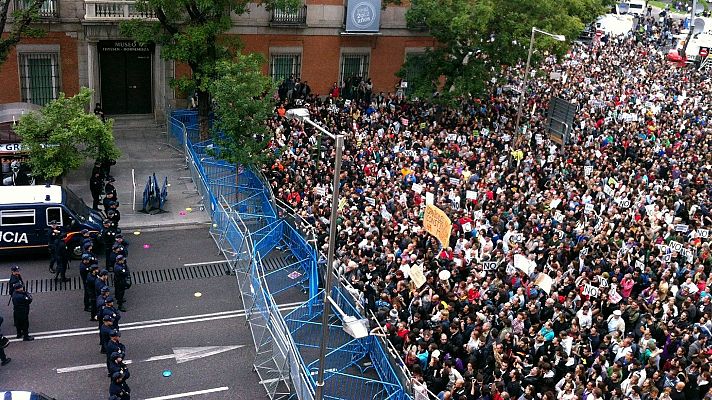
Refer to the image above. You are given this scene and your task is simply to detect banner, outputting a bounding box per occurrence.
[423,204,452,248]
[345,0,382,32]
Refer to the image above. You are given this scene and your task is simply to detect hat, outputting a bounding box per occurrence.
[105,296,114,303]
[115,234,123,239]
[103,315,113,321]
[10,266,19,272]
[110,352,123,360]
[431,349,441,359]
[90,264,99,270]
[99,269,109,276]
[111,372,124,381]
[116,255,125,261]
[103,219,111,224]
[49,220,58,225]
[107,177,116,183]
[100,286,111,292]
[82,254,92,260]
[613,310,622,316]
[80,229,89,234]
[12,283,23,289]
[109,330,121,337]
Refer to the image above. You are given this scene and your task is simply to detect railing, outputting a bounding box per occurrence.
[84,0,156,20]
[270,5,307,26]
[14,0,58,18]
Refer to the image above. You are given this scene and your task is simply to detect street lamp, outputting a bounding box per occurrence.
[286,107,360,400]
[513,27,566,144]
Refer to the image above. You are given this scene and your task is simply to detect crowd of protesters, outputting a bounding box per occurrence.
[265,11,711,400]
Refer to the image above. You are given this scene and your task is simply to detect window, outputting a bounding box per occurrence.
[46,207,62,226]
[339,53,369,85]
[403,53,426,96]
[19,52,60,106]
[13,0,58,18]
[270,54,301,82]
[0,210,36,226]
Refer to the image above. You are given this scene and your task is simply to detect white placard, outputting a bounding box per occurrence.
[580,247,589,257]
[511,233,524,243]
[315,186,327,197]
[449,177,460,186]
[482,261,498,271]
[670,241,683,252]
[584,166,593,176]
[619,199,631,208]
[365,197,376,206]
[675,224,689,233]
[635,260,645,270]
[466,190,477,200]
[585,204,594,214]
[603,185,614,197]
[411,183,424,194]
[598,276,609,288]
[662,253,672,262]
[425,192,435,206]
[403,150,417,158]
[447,133,457,142]
[554,211,564,223]
[680,248,692,258]
[462,222,472,233]
[699,229,709,239]
[583,284,600,298]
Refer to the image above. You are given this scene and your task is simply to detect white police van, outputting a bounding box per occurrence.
[0,391,55,400]
[0,185,103,258]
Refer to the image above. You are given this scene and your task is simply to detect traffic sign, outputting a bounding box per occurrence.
[700,47,709,58]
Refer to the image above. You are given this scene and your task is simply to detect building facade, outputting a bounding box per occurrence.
[0,0,433,117]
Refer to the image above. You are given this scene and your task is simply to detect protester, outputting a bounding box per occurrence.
[266,12,712,400]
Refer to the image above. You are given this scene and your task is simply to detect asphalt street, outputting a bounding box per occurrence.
[0,227,277,400]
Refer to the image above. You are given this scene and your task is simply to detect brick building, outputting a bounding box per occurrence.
[0,0,434,117]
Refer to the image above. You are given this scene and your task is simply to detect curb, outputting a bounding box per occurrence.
[121,220,213,233]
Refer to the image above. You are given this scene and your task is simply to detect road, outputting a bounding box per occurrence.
[0,226,277,400]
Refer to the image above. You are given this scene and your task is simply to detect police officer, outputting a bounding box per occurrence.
[54,233,70,282]
[96,287,111,337]
[114,234,129,256]
[105,330,125,373]
[113,256,130,312]
[108,245,123,273]
[108,352,130,380]
[99,296,121,331]
[95,270,110,298]
[104,176,117,200]
[8,266,23,297]
[103,193,117,212]
[109,371,131,400]
[107,206,121,227]
[79,260,97,311]
[11,284,33,341]
[80,229,94,251]
[90,170,104,211]
[47,220,62,273]
[99,316,114,354]
[0,314,11,366]
[101,220,117,268]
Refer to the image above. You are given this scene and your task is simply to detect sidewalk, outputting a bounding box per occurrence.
[64,115,211,230]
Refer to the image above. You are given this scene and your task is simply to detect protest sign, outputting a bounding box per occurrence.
[598,276,609,288]
[425,192,435,206]
[583,284,600,298]
[670,241,683,252]
[365,197,376,206]
[699,229,709,239]
[674,224,689,233]
[585,204,594,214]
[411,183,424,194]
[603,185,614,197]
[534,274,553,294]
[584,166,593,176]
[423,205,452,248]
[410,263,426,288]
[466,191,477,200]
[449,177,461,186]
[482,261,498,271]
[511,233,524,243]
[514,254,535,275]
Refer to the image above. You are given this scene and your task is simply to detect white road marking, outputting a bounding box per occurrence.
[183,260,229,266]
[11,302,302,343]
[143,386,230,400]
[57,346,244,373]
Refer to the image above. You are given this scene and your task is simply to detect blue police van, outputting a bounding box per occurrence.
[0,185,103,258]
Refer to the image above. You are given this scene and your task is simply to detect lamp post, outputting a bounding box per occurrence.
[285,108,349,400]
[513,27,566,144]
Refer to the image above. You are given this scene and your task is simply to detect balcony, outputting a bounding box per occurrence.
[84,0,156,21]
[14,0,59,18]
[270,5,306,27]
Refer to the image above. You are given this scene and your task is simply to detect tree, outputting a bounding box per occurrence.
[402,0,609,99]
[208,55,275,167]
[0,0,47,65]
[120,0,297,140]
[14,87,120,181]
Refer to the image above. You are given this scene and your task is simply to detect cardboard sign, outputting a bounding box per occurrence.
[584,166,593,176]
[662,253,672,263]
[411,183,424,194]
[482,261,498,271]
[680,248,692,258]
[675,224,689,233]
[514,254,535,275]
[410,263,426,288]
[423,205,452,248]
[583,284,600,298]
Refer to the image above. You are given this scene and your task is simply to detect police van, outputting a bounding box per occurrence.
[0,185,103,257]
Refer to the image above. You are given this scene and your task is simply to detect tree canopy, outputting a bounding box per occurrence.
[120,0,298,139]
[14,88,120,181]
[403,0,610,99]
[208,55,275,167]
[0,0,48,65]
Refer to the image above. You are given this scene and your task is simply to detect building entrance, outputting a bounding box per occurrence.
[99,41,153,114]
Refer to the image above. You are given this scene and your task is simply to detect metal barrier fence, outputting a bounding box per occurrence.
[167,109,412,400]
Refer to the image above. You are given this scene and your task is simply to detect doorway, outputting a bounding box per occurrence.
[99,41,153,114]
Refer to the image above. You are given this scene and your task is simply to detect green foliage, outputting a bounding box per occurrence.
[403,0,609,100]
[14,88,120,181]
[0,0,48,65]
[208,55,275,167]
